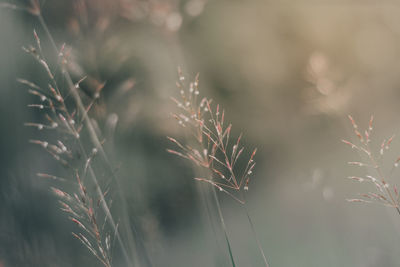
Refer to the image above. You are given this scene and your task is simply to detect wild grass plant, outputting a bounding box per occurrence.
[14,1,143,266]
[343,115,400,214]
[167,69,269,267]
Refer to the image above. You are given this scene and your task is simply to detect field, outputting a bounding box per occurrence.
[1,1,400,266]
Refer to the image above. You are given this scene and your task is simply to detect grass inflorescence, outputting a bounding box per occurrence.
[17,1,139,266]
[167,68,269,267]
[343,115,400,214]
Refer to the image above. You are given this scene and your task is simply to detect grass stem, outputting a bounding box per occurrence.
[242,193,270,267]
[33,6,138,267]
[211,186,236,267]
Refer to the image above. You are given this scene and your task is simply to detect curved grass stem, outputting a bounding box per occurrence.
[211,186,237,267]
[242,193,270,267]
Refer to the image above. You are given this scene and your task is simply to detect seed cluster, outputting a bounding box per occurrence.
[168,69,257,204]
[343,116,400,213]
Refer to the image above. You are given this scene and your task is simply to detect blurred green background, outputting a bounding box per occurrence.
[2,0,400,266]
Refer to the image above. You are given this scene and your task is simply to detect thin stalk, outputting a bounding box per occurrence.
[193,141,236,266]
[79,143,135,267]
[211,186,236,267]
[242,193,270,267]
[32,6,138,267]
[198,183,223,253]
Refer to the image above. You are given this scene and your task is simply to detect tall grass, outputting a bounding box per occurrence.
[6,1,270,266]
[15,1,146,266]
[167,69,270,266]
